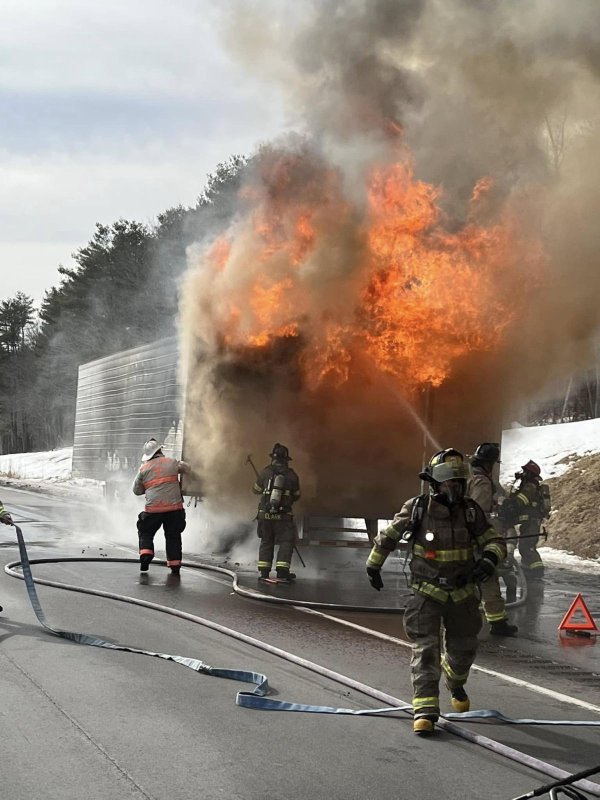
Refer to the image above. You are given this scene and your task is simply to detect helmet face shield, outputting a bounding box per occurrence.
[429,457,470,483]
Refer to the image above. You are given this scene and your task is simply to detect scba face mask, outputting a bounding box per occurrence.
[437,479,466,506]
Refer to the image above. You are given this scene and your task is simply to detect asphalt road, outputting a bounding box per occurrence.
[0,485,599,800]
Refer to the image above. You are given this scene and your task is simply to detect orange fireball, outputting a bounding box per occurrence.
[198,142,545,394]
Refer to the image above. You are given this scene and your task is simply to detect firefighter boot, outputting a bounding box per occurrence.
[448,685,470,713]
[258,569,270,583]
[413,715,436,736]
[276,570,296,583]
[140,554,153,572]
[489,619,518,636]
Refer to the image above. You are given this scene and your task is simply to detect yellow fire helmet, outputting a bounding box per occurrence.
[420,448,470,483]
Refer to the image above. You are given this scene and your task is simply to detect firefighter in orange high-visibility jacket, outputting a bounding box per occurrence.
[366,449,506,737]
[133,438,191,575]
[253,443,300,583]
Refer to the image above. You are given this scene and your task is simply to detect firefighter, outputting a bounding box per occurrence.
[511,460,550,581]
[366,449,506,736]
[132,438,190,575]
[252,443,301,583]
[0,499,13,613]
[468,443,518,637]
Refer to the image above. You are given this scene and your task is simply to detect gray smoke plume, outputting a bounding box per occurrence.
[180,0,600,521]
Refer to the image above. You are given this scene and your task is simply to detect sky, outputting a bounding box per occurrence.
[0,0,288,305]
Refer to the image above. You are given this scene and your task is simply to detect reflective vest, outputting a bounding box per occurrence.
[133,456,184,513]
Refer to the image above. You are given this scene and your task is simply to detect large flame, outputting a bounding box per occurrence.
[198,142,544,394]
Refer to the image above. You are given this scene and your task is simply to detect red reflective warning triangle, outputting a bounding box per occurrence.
[558,593,598,633]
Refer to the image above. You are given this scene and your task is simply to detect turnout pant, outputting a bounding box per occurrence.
[257,517,296,574]
[137,509,186,568]
[480,574,508,623]
[403,592,482,720]
[518,521,544,577]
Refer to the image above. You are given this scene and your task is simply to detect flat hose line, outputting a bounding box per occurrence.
[4,524,600,797]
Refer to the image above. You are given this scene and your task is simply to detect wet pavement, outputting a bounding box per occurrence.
[1,484,599,798]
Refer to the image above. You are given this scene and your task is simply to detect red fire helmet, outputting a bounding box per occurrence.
[521,459,541,477]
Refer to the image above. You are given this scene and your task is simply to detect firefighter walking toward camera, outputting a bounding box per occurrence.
[366,449,506,736]
[511,460,550,581]
[253,443,300,583]
[132,438,190,575]
[468,443,518,637]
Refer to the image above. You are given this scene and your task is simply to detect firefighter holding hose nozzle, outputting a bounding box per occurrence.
[366,448,506,736]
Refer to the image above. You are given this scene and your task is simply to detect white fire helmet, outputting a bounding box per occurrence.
[141,438,163,462]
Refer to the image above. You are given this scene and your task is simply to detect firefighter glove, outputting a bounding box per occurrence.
[0,513,12,525]
[367,566,383,591]
[455,570,470,589]
[472,556,496,583]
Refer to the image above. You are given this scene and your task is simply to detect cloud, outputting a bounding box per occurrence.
[1,0,237,96]
[0,0,289,302]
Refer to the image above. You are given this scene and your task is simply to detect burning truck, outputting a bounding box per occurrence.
[175,141,545,526]
[74,137,545,539]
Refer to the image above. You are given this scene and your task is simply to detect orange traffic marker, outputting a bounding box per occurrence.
[558,593,598,637]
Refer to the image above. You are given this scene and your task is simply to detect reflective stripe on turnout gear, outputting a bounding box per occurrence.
[143,475,180,489]
[143,501,184,513]
[410,580,477,604]
[441,657,469,684]
[524,560,544,571]
[413,695,439,713]
[484,610,509,623]
[412,544,473,562]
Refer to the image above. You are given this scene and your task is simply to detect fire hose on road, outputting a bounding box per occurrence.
[3,523,600,798]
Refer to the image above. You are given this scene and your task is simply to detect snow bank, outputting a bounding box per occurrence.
[500,418,600,483]
[0,447,73,480]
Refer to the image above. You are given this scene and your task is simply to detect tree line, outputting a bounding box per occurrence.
[0,156,246,455]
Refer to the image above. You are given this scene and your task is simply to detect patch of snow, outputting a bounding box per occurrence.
[538,547,600,575]
[500,418,600,483]
[0,447,73,480]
